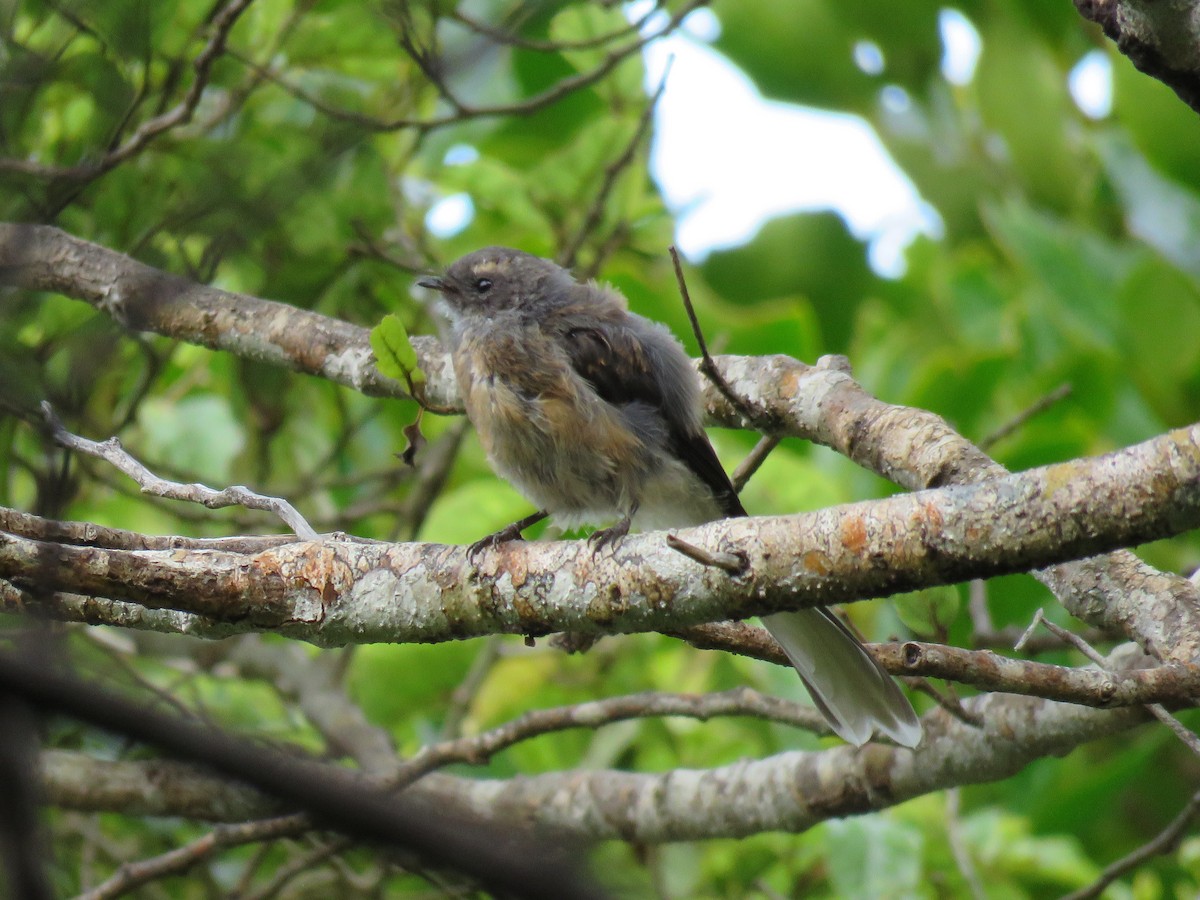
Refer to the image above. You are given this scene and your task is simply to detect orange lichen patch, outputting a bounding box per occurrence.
[916,499,943,531]
[248,541,336,622]
[839,515,868,553]
[779,363,803,400]
[803,549,833,575]
[288,542,347,609]
[501,547,529,588]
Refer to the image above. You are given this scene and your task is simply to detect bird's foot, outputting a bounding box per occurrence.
[467,510,548,561]
[588,513,633,554]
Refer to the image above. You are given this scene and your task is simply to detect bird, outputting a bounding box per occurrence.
[419,247,922,748]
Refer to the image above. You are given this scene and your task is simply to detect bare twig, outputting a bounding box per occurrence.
[41,403,319,540]
[945,789,987,900]
[1023,611,1200,755]
[76,815,308,900]
[558,57,672,272]
[227,1,708,135]
[979,383,1073,450]
[675,625,1200,709]
[0,506,322,554]
[731,434,782,493]
[389,688,831,788]
[665,534,747,574]
[967,579,994,636]
[0,0,255,181]
[1061,788,1200,900]
[449,3,658,52]
[240,836,351,900]
[904,678,984,727]
[439,637,502,741]
[669,246,767,425]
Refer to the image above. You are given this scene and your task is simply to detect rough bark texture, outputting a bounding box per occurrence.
[3,423,1200,653]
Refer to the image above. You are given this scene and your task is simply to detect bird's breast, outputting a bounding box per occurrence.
[451,323,646,517]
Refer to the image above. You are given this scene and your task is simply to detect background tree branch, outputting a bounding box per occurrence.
[6,0,1200,894]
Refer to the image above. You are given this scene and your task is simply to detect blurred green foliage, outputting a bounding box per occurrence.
[4,0,1200,895]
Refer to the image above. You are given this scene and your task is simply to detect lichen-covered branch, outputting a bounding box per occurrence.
[0,223,448,408]
[4,222,1199,662]
[709,353,1200,661]
[3,423,1200,657]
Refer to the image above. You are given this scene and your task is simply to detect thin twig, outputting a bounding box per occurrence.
[945,789,987,900]
[967,579,994,636]
[1060,788,1200,900]
[75,815,308,900]
[664,534,747,574]
[449,3,659,52]
[731,434,782,493]
[558,56,672,272]
[388,688,831,789]
[225,0,707,135]
[905,678,984,727]
[1024,611,1200,755]
[439,637,502,741]
[0,0,255,181]
[1146,704,1200,756]
[41,403,319,540]
[240,836,351,900]
[979,383,1072,450]
[668,246,766,425]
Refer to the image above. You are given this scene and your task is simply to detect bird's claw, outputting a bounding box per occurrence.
[588,516,631,554]
[466,510,549,562]
[467,522,525,560]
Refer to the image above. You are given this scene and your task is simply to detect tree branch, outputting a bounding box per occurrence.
[4,222,1199,664]
[3,422,1200,656]
[0,651,604,899]
[41,403,318,540]
[40,691,1145,842]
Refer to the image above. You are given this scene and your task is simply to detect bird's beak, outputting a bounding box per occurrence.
[417,276,446,292]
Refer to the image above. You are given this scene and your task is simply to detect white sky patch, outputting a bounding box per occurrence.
[426,192,475,237]
[939,9,982,86]
[854,40,885,76]
[1069,50,1113,119]
[640,24,938,276]
[443,143,480,166]
[680,5,720,41]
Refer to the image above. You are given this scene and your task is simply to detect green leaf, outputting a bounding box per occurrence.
[825,816,924,897]
[1115,255,1200,425]
[700,211,876,353]
[370,313,426,390]
[714,0,875,110]
[893,585,960,637]
[974,11,1085,212]
[136,394,246,484]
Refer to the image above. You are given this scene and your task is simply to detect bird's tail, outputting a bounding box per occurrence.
[761,608,922,748]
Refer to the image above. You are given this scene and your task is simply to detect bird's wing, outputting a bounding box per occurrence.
[563,324,746,518]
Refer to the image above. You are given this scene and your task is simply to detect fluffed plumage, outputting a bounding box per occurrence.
[422,247,921,748]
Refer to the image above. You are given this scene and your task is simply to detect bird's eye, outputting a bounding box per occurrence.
[474,278,492,293]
